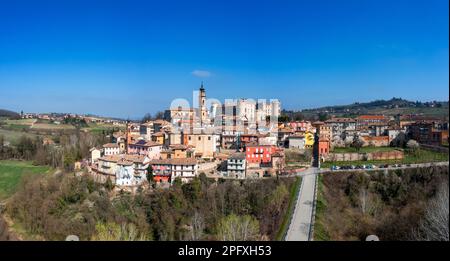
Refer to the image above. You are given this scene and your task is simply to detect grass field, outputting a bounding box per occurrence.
[0,119,36,132]
[3,119,36,126]
[0,160,51,200]
[30,123,75,130]
[0,129,38,145]
[321,148,449,168]
[332,146,397,153]
[83,122,124,134]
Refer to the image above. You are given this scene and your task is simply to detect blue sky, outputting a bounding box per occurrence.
[0,0,448,119]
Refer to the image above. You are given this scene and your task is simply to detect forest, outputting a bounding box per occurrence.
[315,165,449,241]
[5,172,295,241]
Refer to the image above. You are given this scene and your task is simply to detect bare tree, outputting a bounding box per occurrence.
[351,134,364,152]
[190,211,205,241]
[414,182,449,241]
[359,188,368,214]
[217,214,259,241]
[406,139,420,155]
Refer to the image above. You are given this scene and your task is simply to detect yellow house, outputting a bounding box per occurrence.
[151,132,165,145]
[304,131,315,148]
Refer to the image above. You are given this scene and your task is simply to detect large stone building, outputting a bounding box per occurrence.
[356,115,389,129]
[182,132,219,159]
[325,117,357,147]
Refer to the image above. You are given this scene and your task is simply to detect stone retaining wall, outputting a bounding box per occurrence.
[325,150,404,162]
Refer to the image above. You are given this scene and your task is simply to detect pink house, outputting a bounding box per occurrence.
[128,140,162,160]
[288,121,312,132]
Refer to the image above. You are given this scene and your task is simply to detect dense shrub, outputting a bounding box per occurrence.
[316,165,448,241]
[6,173,295,241]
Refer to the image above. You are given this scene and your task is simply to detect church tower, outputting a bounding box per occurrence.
[199,82,207,125]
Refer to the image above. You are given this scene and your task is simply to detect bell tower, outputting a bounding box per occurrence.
[199,82,207,125]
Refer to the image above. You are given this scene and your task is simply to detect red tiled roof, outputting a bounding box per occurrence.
[361,136,389,141]
[129,140,161,147]
[357,115,387,120]
[98,154,149,164]
[102,143,119,148]
[150,158,197,166]
[152,132,165,137]
[325,117,356,123]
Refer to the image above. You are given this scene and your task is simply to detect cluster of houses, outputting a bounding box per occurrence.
[88,84,286,187]
[21,112,125,126]
[88,83,449,188]
[280,114,448,156]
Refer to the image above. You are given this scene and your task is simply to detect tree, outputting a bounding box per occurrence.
[154,111,165,120]
[340,132,348,144]
[351,134,364,152]
[391,132,407,148]
[217,214,260,241]
[190,211,205,241]
[278,114,289,123]
[414,183,449,241]
[0,215,17,240]
[173,177,182,188]
[91,222,150,241]
[146,165,154,186]
[105,177,114,191]
[318,112,329,121]
[141,113,153,123]
[182,177,202,202]
[406,139,420,155]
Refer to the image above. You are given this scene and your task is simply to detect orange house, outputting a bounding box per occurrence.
[318,138,330,155]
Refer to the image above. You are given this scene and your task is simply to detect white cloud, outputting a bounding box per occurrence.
[191,70,212,78]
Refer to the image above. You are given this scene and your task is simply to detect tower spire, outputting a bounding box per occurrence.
[200,81,205,91]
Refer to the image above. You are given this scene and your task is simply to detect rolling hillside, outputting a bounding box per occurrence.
[286,98,449,120]
[0,109,20,119]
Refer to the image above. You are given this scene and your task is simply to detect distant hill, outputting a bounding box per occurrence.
[283,98,449,121]
[0,109,20,119]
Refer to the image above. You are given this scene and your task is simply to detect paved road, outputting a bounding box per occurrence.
[285,167,318,241]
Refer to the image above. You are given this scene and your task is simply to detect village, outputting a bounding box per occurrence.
[86,83,449,190]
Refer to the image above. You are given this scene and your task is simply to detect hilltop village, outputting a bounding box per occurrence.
[86,83,449,190]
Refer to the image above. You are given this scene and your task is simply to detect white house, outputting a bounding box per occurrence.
[90,147,101,163]
[227,153,246,179]
[115,155,150,186]
[150,158,198,184]
[288,135,306,149]
[103,143,120,156]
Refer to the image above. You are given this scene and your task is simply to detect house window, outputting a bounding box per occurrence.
[208,136,211,140]
[189,137,191,140]
[198,137,201,141]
